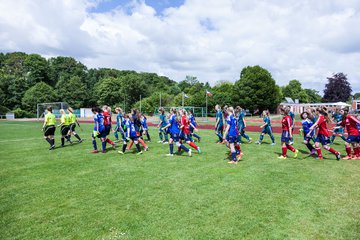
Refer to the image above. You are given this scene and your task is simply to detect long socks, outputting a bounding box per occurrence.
[127,141,134,150]
[189,142,198,150]
[169,143,174,154]
[282,146,287,157]
[135,143,141,152]
[328,147,339,155]
[146,132,151,141]
[270,135,275,143]
[122,144,127,152]
[259,135,264,142]
[306,143,315,152]
[106,138,114,145]
[92,139,97,150]
[138,138,147,148]
[114,131,119,140]
[101,141,106,152]
[180,144,189,152]
[345,147,352,157]
[286,144,296,152]
[46,138,52,146]
[316,148,323,158]
[74,133,81,141]
[61,137,65,146]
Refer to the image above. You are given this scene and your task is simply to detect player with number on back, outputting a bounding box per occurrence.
[338,107,360,160]
[223,107,242,164]
[42,106,56,150]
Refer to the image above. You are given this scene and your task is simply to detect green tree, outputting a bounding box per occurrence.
[24,54,49,85]
[304,89,322,103]
[48,56,87,86]
[354,92,360,99]
[323,72,352,102]
[55,76,88,108]
[282,80,310,103]
[93,77,123,107]
[22,82,57,112]
[233,66,281,112]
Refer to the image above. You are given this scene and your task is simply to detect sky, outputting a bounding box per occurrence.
[0,0,359,93]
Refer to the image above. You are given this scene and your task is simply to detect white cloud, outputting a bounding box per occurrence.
[0,0,359,93]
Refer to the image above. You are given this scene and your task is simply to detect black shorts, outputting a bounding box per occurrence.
[105,125,111,135]
[44,125,56,136]
[61,126,70,136]
[69,123,76,131]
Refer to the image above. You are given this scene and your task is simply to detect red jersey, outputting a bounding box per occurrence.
[341,115,360,136]
[281,115,292,131]
[181,115,190,134]
[317,115,329,137]
[103,111,111,126]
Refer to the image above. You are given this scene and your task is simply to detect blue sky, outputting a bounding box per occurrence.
[0,0,359,93]
[90,0,185,14]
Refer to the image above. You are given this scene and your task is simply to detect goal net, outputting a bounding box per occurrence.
[37,102,69,120]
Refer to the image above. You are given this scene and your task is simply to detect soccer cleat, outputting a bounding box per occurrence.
[157,140,163,143]
[163,141,169,144]
[198,138,201,142]
[102,151,106,154]
[255,141,261,145]
[309,149,316,155]
[236,154,242,161]
[91,149,99,153]
[117,151,124,154]
[188,149,192,157]
[289,141,294,145]
[248,139,252,144]
[278,155,287,159]
[60,144,64,148]
[49,145,55,150]
[335,153,341,161]
[316,157,324,160]
[294,149,299,158]
[78,139,83,143]
[166,153,174,157]
[221,140,226,144]
[144,147,149,152]
[271,143,276,146]
[112,144,116,149]
[197,147,201,154]
[216,141,222,144]
[342,156,352,160]
[136,151,143,155]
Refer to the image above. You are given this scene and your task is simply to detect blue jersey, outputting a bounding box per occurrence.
[302,119,314,137]
[263,116,271,127]
[333,113,343,126]
[189,114,196,127]
[289,111,295,126]
[125,119,137,137]
[216,110,223,126]
[169,114,180,134]
[160,114,168,127]
[238,111,245,126]
[94,113,105,132]
[227,114,238,137]
[116,113,123,128]
[140,116,148,129]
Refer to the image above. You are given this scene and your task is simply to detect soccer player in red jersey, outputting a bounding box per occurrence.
[278,107,298,159]
[308,107,341,160]
[179,109,201,153]
[102,106,116,149]
[337,107,360,159]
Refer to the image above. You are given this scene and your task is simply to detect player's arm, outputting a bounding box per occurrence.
[287,118,293,137]
[161,122,171,130]
[243,117,247,128]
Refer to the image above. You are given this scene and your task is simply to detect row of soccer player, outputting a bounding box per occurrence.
[42,106,83,150]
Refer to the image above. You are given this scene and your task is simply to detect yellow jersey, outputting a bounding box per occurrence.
[68,112,77,124]
[60,114,71,126]
[45,112,56,126]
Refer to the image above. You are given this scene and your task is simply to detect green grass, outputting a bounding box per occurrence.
[1,121,360,239]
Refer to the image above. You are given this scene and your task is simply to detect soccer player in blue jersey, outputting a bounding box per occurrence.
[330,108,347,143]
[300,112,316,155]
[214,105,225,144]
[140,113,151,142]
[161,107,192,157]
[287,107,296,145]
[188,109,201,142]
[235,106,252,144]
[223,107,241,164]
[157,107,169,143]
[91,107,106,153]
[118,114,143,155]
[114,107,125,142]
[256,110,276,145]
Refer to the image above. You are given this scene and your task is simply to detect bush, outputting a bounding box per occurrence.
[13,108,36,118]
[0,105,10,115]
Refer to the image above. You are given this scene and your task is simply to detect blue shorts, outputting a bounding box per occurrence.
[226,135,237,143]
[346,135,360,143]
[170,133,180,142]
[190,126,195,133]
[334,128,344,134]
[262,126,273,135]
[281,131,291,143]
[180,132,191,142]
[315,134,331,145]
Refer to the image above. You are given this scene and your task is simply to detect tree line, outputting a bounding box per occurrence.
[0,52,354,117]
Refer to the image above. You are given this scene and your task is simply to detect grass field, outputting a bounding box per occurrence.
[1,121,360,239]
